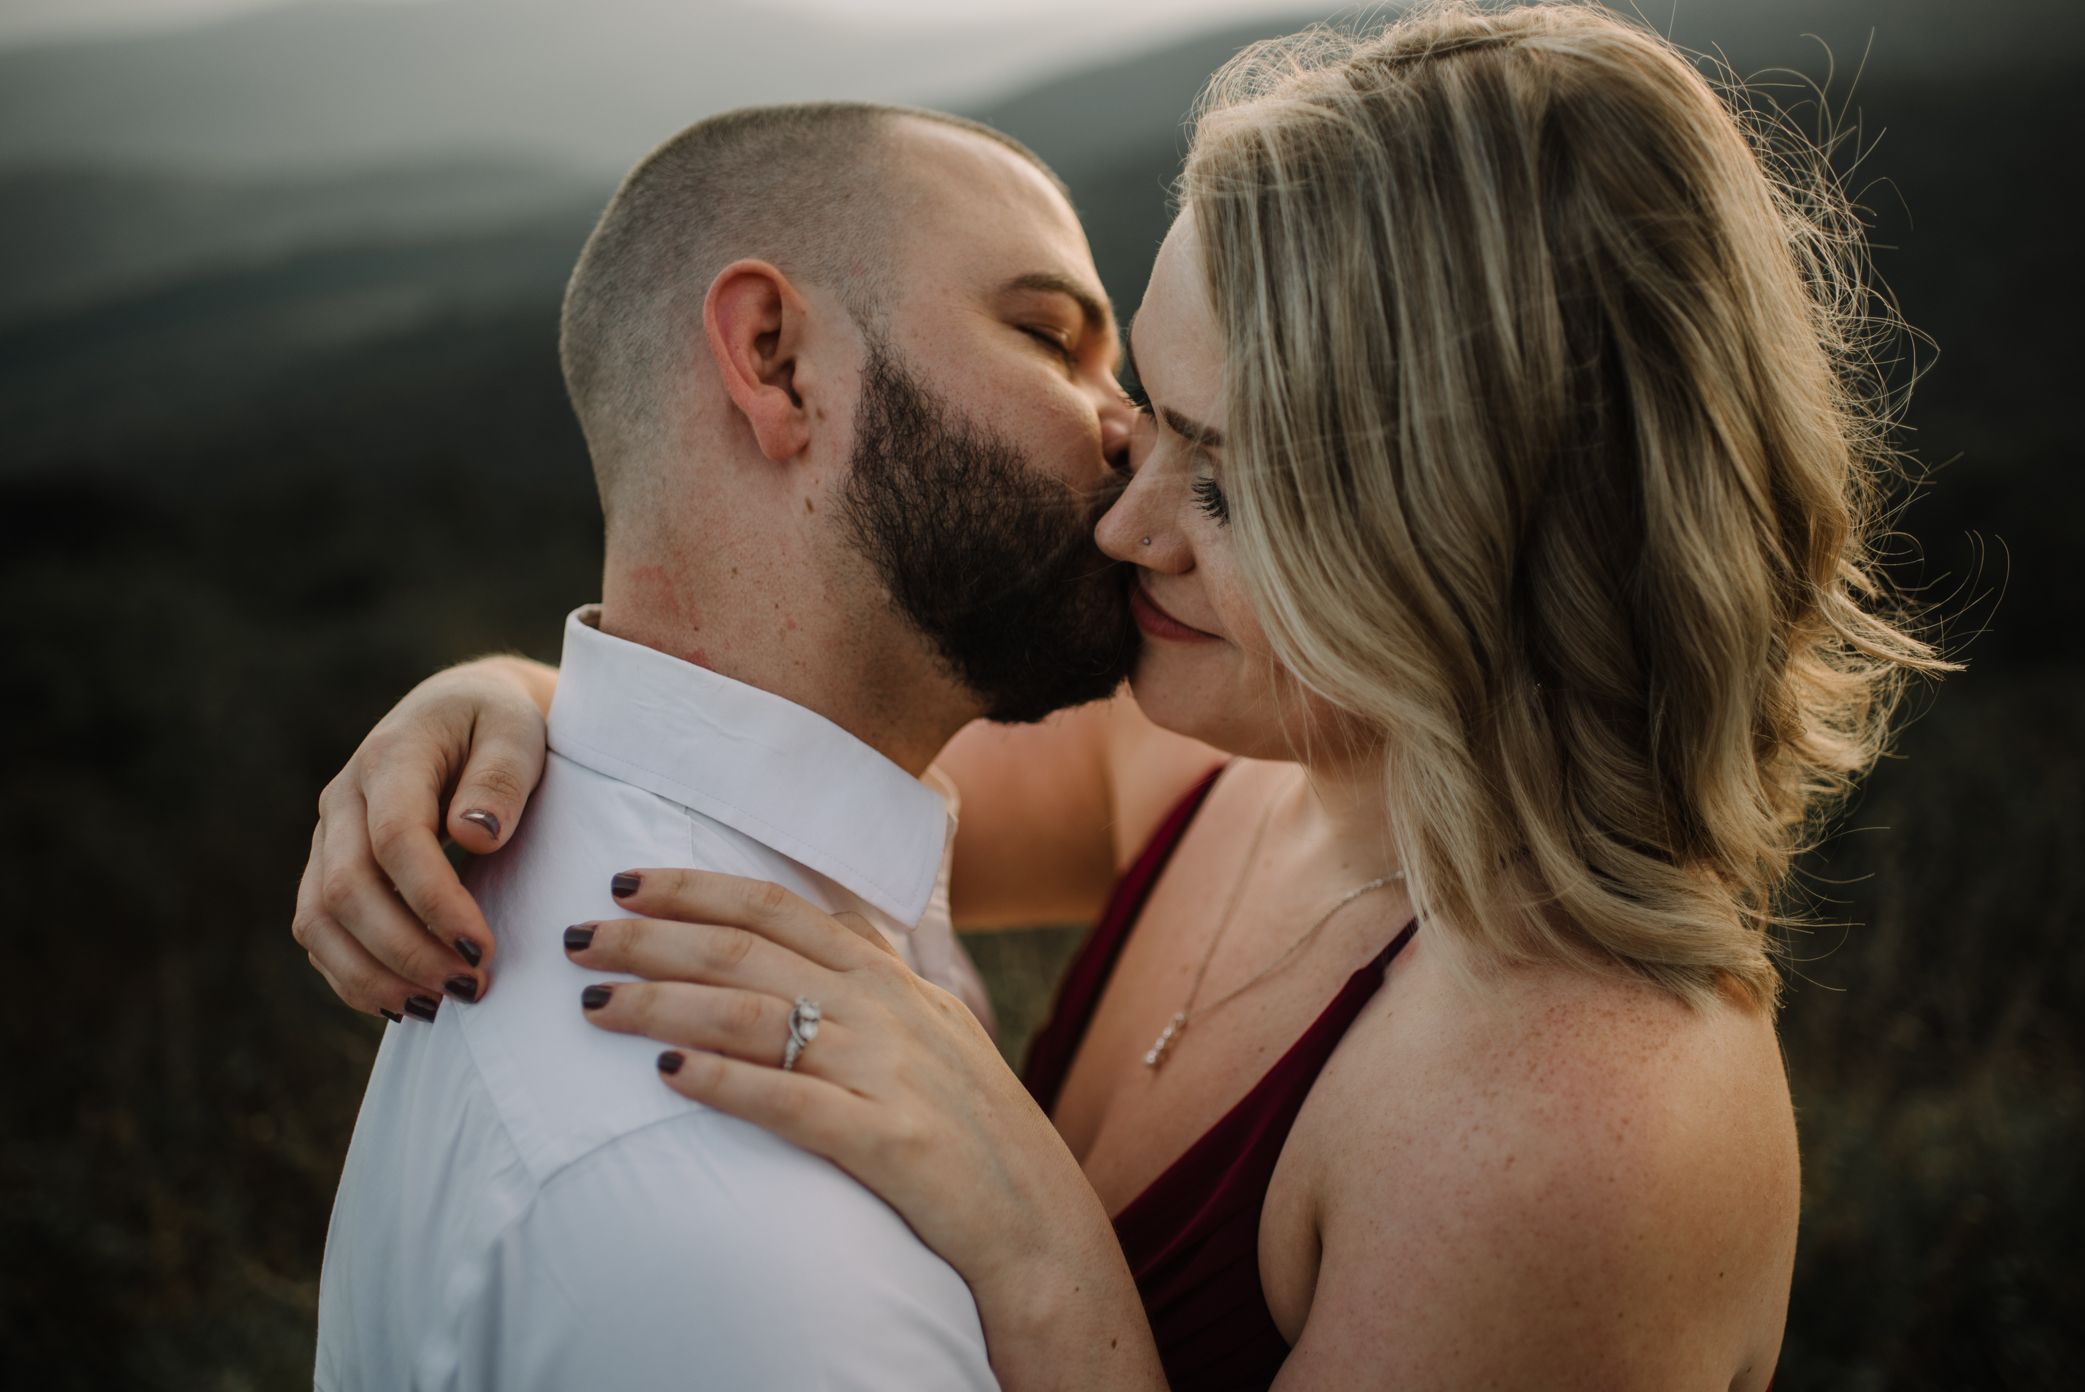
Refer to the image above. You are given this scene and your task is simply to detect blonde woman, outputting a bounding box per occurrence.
[297,4,1937,1386]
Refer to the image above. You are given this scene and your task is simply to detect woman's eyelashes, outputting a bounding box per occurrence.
[1121,376,1226,521]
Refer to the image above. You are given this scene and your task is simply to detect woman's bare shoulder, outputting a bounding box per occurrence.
[940,696,1222,927]
[1277,936,1797,1388]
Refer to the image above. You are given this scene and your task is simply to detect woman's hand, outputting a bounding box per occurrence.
[572,869,1167,1392]
[291,657,557,1017]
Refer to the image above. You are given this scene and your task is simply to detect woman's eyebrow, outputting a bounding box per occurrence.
[1125,333,1224,450]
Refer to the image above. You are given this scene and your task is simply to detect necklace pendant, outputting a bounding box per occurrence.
[1144,1012,1187,1069]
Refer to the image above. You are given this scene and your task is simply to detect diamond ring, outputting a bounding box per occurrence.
[781,996,821,1071]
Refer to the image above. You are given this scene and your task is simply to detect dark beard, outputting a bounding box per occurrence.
[839,340,1138,724]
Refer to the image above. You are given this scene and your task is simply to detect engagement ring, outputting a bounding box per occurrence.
[782,996,821,1071]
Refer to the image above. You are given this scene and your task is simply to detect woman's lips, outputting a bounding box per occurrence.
[1130,584,1222,643]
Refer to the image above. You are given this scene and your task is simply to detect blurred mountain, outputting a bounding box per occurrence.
[5,0,2082,485]
[0,161,608,323]
[0,0,1320,177]
[0,0,2076,181]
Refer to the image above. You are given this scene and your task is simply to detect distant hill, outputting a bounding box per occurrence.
[2,1,2078,181]
[4,0,2081,483]
[0,0,1318,177]
[0,161,609,324]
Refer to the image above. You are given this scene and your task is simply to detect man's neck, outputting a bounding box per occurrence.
[598,539,979,778]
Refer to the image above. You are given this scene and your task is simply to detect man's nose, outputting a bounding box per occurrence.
[1094,379,1136,464]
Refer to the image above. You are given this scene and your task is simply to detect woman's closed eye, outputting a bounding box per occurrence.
[1121,376,1152,414]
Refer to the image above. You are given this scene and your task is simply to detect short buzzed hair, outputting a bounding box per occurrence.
[559,101,1065,527]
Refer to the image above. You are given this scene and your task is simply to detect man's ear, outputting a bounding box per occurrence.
[704,259,814,463]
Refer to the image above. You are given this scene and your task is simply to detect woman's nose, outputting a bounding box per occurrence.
[1095,467,1186,571]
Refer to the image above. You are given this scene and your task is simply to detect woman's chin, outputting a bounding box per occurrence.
[1127,645,1361,766]
[1127,650,1265,756]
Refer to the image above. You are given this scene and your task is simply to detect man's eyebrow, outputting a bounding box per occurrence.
[1001,271,1112,336]
[1125,331,1224,450]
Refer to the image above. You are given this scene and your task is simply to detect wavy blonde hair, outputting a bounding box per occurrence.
[1185,0,1945,1007]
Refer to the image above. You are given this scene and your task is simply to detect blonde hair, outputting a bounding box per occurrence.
[1185,1,1944,1007]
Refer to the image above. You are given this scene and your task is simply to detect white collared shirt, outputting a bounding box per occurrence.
[317,608,999,1391]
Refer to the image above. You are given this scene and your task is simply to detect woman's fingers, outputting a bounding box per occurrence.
[311,781,482,1000]
[293,656,558,1015]
[438,677,547,855]
[570,912,847,1005]
[356,753,497,980]
[293,835,438,1019]
[607,868,886,972]
[651,1046,874,1164]
[580,979,828,1072]
[830,910,904,960]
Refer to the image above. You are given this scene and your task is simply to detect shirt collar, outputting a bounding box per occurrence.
[545,606,949,925]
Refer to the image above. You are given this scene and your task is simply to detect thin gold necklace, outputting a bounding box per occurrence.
[1144,779,1403,1070]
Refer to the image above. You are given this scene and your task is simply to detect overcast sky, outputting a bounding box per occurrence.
[0,0,1308,49]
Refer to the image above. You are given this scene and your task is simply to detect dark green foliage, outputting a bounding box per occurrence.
[0,32,2077,1392]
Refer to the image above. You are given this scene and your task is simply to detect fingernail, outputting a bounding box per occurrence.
[581,983,613,1011]
[404,995,440,1022]
[379,1008,403,1023]
[611,871,642,898]
[657,1051,685,1075]
[564,923,596,952]
[444,975,480,1003]
[460,809,501,839]
[454,937,483,967]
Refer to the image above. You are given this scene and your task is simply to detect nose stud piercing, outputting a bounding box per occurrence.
[1141,537,1152,546]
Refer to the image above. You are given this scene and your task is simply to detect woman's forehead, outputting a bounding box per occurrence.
[1130,217,1224,414]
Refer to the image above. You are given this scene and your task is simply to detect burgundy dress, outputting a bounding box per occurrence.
[1023,767,1418,1392]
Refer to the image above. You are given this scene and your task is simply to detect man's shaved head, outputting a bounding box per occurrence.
[560,102,1066,526]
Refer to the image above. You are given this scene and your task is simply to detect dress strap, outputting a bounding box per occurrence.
[1111,917,1417,1390]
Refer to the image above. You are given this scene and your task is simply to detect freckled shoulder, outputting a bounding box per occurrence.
[1268,938,1799,1389]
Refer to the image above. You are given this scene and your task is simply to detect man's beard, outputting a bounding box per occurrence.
[839,340,1138,724]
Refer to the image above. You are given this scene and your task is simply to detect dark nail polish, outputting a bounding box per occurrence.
[460,808,501,839]
[379,1008,403,1023]
[611,871,642,898]
[657,1051,685,1075]
[581,983,614,1011]
[564,923,596,952]
[404,995,440,1022]
[454,937,483,967]
[444,975,480,1003]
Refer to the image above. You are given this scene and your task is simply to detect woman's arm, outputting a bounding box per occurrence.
[943,694,1224,929]
[293,666,1218,1010]
[291,656,556,1015]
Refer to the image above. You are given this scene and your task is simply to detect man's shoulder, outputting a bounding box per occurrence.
[325,1061,995,1391]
